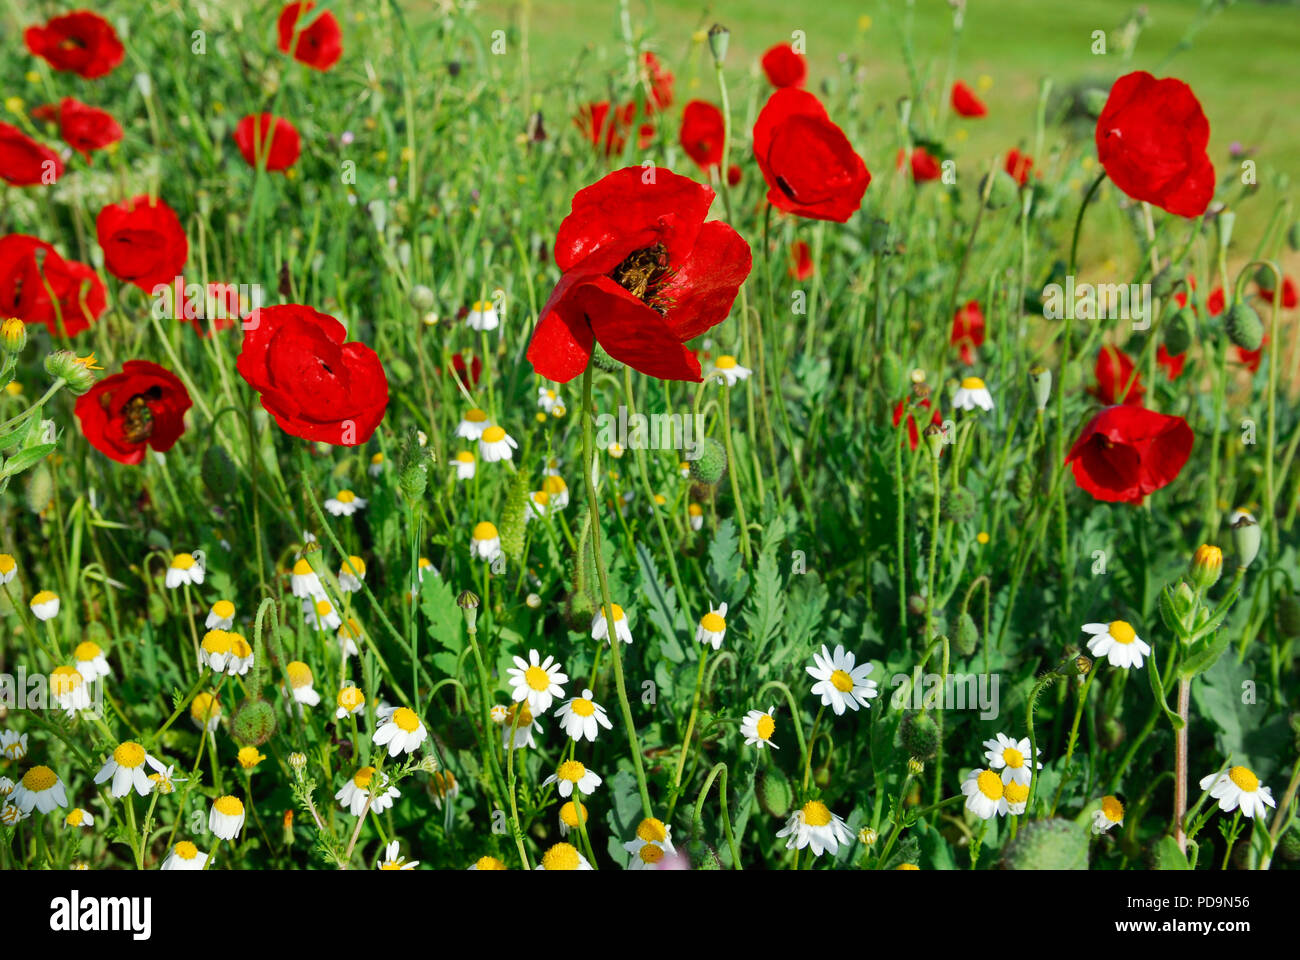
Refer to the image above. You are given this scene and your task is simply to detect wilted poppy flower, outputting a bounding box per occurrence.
[24,11,124,79]
[761,43,806,89]
[640,52,674,113]
[0,234,105,337]
[236,304,389,446]
[96,196,188,294]
[898,146,941,183]
[951,81,987,118]
[32,98,122,161]
[0,122,64,186]
[1005,148,1034,186]
[679,100,725,174]
[1093,345,1144,405]
[74,361,192,465]
[233,114,301,171]
[1156,345,1185,380]
[526,166,751,383]
[951,301,985,365]
[753,90,870,223]
[277,2,342,71]
[789,241,813,281]
[1066,404,1193,504]
[894,397,942,451]
[1096,71,1214,218]
[1258,276,1297,309]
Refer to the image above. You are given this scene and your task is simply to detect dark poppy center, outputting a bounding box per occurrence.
[115,387,163,444]
[609,243,671,313]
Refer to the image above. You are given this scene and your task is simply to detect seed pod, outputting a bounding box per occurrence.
[1002,818,1089,870]
[1225,301,1263,352]
[757,766,793,819]
[24,462,53,514]
[231,697,277,746]
[1163,306,1194,355]
[689,437,727,485]
[900,711,940,761]
[954,612,979,657]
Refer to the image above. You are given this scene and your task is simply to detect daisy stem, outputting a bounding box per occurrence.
[124,792,143,869]
[505,704,532,869]
[1260,754,1300,871]
[1221,810,1243,869]
[664,646,708,824]
[756,680,809,775]
[1024,673,1059,817]
[573,788,598,869]
[1049,668,1095,817]
[693,762,741,869]
[801,704,826,792]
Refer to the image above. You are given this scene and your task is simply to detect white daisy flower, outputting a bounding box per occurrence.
[12,766,68,814]
[525,490,552,522]
[282,661,321,708]
[338,556,367,593]
[305,598,342,632]
[1092,795,1125,834]
[209,795,246,840]
[740,705,779,749]
[1,802,28,825]
[537,386,561,413]
[0,553,16,584]
[337,618,363,659]
[50,665,91,715]
[591,603,633,646]
[479,424,518,462]
[373,706,428,757]
[336,766,401,817]
[688,502,704,531]
[466,299,499,332]
[470,521,502,563]
[160,841,208,870]
[1004,780,1030,816]
[541,474,569,509]
[205,599,236,630]
[952,376,995,411]
[535,842,592,870]
[543,760,602,798]
[558,800,588,837]
[554,689,613,743]
[94,742,168,798]
[368,452,385,477]
[1199,765,1276,819]
[507,649,567,713]
[335,685,366,720]
[982,732,1040,786]
[624,817,676,869]
[806,644,878,715]
[695,602,729,650]
[456,408,491,440]
[226,634,254,676]
[775,800,852,857]
[64,807,95,829]
[1,731,29,762]
[502,702,542,750]
[164,552,205,589]
[190,692,222,732]
[147,764,186,795]
[377,839,420,869]
[73,641,112,682]
[1082,620,1151,670]
[452,449,477,480]
[608,442,625,459]
[961,768,1009,820]
[324,490,367,516]
[543,457,563,477]
[290,558,326,599]
[710,354,752,386]
[30,590,60,620]
[200,630,235,673]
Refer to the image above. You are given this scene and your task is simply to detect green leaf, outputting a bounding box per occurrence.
[635,542,686,663]
[0,442,55,479]
[419,573,465,655]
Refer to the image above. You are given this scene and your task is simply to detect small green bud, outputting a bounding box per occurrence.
[1275,593,1300,639]
[231,697,277,746]
[409,284,435,311]
[1230,510,1261,569]
[689,437,727,485]
[980,169,1019,209]
[1028,366,1052,411]
[1163,306,1194,356]
[707,23,730,64]
[756,766,793,818]
[1224,301,1263,352]
[43,350,101,395]
[1189,544,1224,591]
[201,444,239,499]
[954,612,979,657]
[24,462,54,515]
[942,487,976,525]
[900,711,940,761]
[1217,210,1236,251]
[1001,818,1089,870]
[1,317,27,354]
[1150,266,1177,298]
[1288,222,1300,253]
[590,342,623,373]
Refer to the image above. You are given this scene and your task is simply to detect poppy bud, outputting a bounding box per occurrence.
[880,350,903,397]
[561,590,595,632]
[25,462,54,515]
[1189,544,1223,591]
[1028,365,1052,411]
[1278,825,1300,863]
[942,487,976,524]
[1001,818,1089,869]
[1253,265,1276,293]
[954,611,979,657]
[409,284,435,311]
[1,317,26,354]
[1164,306,1194,355]
[1275,593,1300,639]
[1230,510,1261,569]
[1098,715,1126,750]
[44,350,101,395]
[757,766,792,818]
[707,23,729,64]
[1225,301,1263,352]
[590,342,623,373]
[900,711,940,761]
[1288,222,1300,253]
[231,697,276,746]
[689,437,727,485]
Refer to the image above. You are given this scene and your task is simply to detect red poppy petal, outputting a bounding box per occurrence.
[658,221,752,343]
[577,276,702,381]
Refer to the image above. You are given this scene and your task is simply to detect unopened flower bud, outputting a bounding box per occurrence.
[1028,366,1052,412]
[707,24,729,64]
[2,317,27,355]
[1230,509,1261,569]
[288,752,307,774]
[907,757,925,776]
[923,423,945,460]
[859,827,878,846]
[1190,544,1223,591]
[1058,654,1092,677]
[44,350,102,395]
[1225,301,1263,352]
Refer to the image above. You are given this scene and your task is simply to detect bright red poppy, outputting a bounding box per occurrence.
[1258,276,1298,309]
[24,11,124,79]
[1005,148,1034,186]
[641,52,674,113]
[277,2,342,71]
[951,301,986,365]
[789,241,813,281]
[0,234,105,337]
[753,90,870,222]
[32,98,122,161]
[0,122,64,186]
[74,361,192,465]
[236,304,389,446]
[96,196,189,294]
[1156,344,1185,380]
[951,81,987,118]
[233,114,301,171]
[1095,71,1214,218]
[1066,404,1194,504]
[898,146,941,183]
[680,100,725,173]
[526,166,752,383]
[893,397,942,451]
[761,43,807,89]
[1093,345,1144,405]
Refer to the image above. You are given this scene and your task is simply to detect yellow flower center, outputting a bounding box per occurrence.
[353,767,376,788]
[1101,795,1125,822]
[286,661,313,688]
[689,503,703,516]
[1005,781,1030,805]
[756,714,776,740]
[473,521,499,540]
[113,742,146,768]
[314,600,333,617]
[481,425,506,444]
[557,760,586,783]
[977,770,1004,800]
[391,707,421,732]
[50,665,83,695]
[342,556,366,577]
[639,844,665,864]
[335,490,356,504]
[23,766,57,791]
[1228,766,1259,792]
[74,641,102,661]
[560,801,587,827]
[571,697,596,717]
[465,408,488,423]
[543,476,566,494]
[292,558,314,576]
[229,636,251,658]
[1003,748,1025,768]
[202,630,233,655]
[542,843,581,870]
[961,376,986,390]
[525,665,551,691]
[636,817,668,843]
[174,841,198,860]
[191,693,219,720]
[830,669,854,692]
[700,612,726,632]
[473,300,491,312]
[211,600,235,619]
[533,491,550,506]
[171,553,196,570]
[802,801,832,827]
[456,451,475,463]
[0,554,14,574]
[32,590,57,605]
[338,686,364,711]
[607,604,625,622]
[371,452,384,464]
[66,809,85,826]
[474,856,507,870]
[716,355,737,369]
[1108,620,1136,645]
[213,795,244,816]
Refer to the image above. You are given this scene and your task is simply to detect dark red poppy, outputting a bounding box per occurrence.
[1258,276,1298,309]
[951,81,987,118]
[1236,336,1267,374]
[233,114,301,171]
[789,241,813,281]
[727,164,742,187]
[761,43,806,89]
[236,304,389,445]
[893,398,942,451]
[641,52,674,113]
[74,361,192,465]
[0,122,64,186]
[951,300,985,365]
[1066,404,1193,504]
[0,234,105,337]
[277,2,342,71]
[96,196,188,294]
[680,100,725,173]
[1156,344,1185,380]
[1096,71,1214,218]
[898,146,941,183]
[24,11,124,79]
[753,90,869,223]
[1005,148,1034,186]
[1093,345,1144,405]
[33,98,122,161]
[526,166,752,383]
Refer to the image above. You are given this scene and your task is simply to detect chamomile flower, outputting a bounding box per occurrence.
[558,800,588,837]
[304,597,342,632]
[695,602,729,650]
[290,558,325,599]
[73,641,112,682]
[536,842,592,870]
[469,856,508,870]
[623,817,676,870]
[50,665,91,715]
[525,490,552,522]
[543,759,602,798]
[452,449,477,480]
[507,649,567,713]
[338,556,367,593]
[490,704,509,724]
[688,502,704,531]
[456,408,491,440]
[537,386,561,413]
[1,802,28,825]
[0,553,15,584]
[336,766,401,816]
[165,552,205,588]
[428,771,459,809]
[961,768,1009,820]
[205,599,236,629]
[591,603,633,646]
[236,747,266,769]
[335,685,366,719]
[226,634,254,676]
[12,765,67,814]
[543,457,563,477]
[953,376,995,411]
[775,800,852,856]
[64,808,94,829]
[1199,765,1275,818]
[807,644,878,715]
[374,707,428,757]
[466,299,499,331]
[502,702,542,749]
[325,490,367,516]
[470,521,502,562]
[94,742,167,798]
[479,424,518,462]
[710,354,752,386]
[160,841,208,870]
[541,474,569,509]
[608,442,625,459]
[1092,795,1125,834]
[147,764,185,795]
[1,731,28,762]
[740,705,779,749]
[190,692,222,732]
[337,618,363,658]
[209,795,246,840]
[554,689,613,743]
[1082,620,1151,670]
[377,839,420,869]
[1004,780,1030,816]
[983,732,1040,786]
[200,630,235,672]
[368,452,385,477]
[284,661,321,707]
[30,590,60,620]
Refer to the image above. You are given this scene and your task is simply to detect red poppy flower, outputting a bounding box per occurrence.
[1258,276,1298,309]
[277,2,342,72]
[1005,148,1034,186]
[236,304,389,446]
[576,101,635,157]
[727,164,742,187]
[233,114,301,171]
[32,98,122,161]
[1066,404,1193,504]
[161,277,252,335]
[1156,344,1185,380]
[526,166,752,383]
[74,360,192,465]
[96,196,188,295]
[1207,286,1225,316]
[641,52,674,113]
[898,146,941,183]
[680,100,725,173]
[789,241,814,281]
[0,234,105,337]
[0,122,64,187]
[893,397,942,451]
[951,81,987,118]
[1093,345,1144,405]
[445,351,482,386]
[1095,71,1214,218]
[951,300,986,365]
[761,43,807,89]
[753,90,870,223]
[1236,336,1267,374]
[24,11,124,79]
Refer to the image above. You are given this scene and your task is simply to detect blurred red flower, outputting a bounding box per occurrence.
[1156,344,1185,380]
[1066,404,1194,504]
[789,240,813,281]
[753,90,870,222]
[761,43,806,89]
[25,11,124,79]
[898,146,941,183]
[278,2,342,71]
[1005,148,1034,186]
[951,81,987,118]
[1236,335,1267,374]
[893,398,941,451]
[32,98,122,161]
[75,360,192,465]
[0,122,64,186]
[1093,345,1144,405]
[951,300,985,365]
[680,100,725,174]
[641,52,674,113]
[234,114,302,171]
[1258,276,1297,309]
[96,196,189,294]
[0,234,105,337]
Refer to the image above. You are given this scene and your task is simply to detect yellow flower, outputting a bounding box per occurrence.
[236,746,266,769]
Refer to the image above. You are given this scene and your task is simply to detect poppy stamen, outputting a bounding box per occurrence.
[120,394,155,444]
[610,243,673,314]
